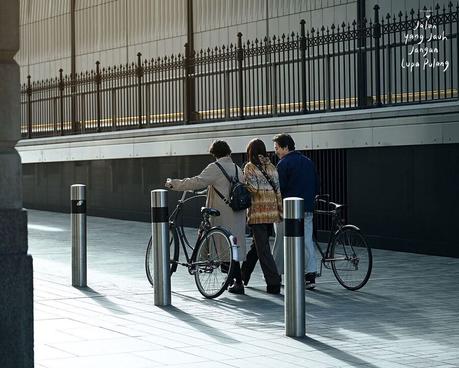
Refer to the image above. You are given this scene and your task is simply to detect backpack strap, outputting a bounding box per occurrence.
[234,164,239,181]
[256,164,278,192]
[213,186,231,206]
[213,161,232,206]
[214,161,233,183]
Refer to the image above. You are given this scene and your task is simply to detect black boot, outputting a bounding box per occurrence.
[266,284,281,294]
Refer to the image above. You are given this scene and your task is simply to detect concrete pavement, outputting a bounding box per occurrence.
[28,209,459,368]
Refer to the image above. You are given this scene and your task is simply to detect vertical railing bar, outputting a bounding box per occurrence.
[59,69,64,135]
[417,9,421,103]
[325,54,331,111]
[337,25,341,109]
[442,4,448,99]
[237,32,244,119]
[273,60,278,117]
[352,20,360,108]
[319,27,324,111]
[331,23,340,110]
[27,76,32,138]
[287,34,292,113]
[374,5,382,106]
[312,29,316,111]
[137,53,143,128]
[388,17,393,105]
[456,4,459,100]
[307,31,311,112]
[436,5,441,100]
[95,62,101,132]
[381,19,386,105]
[282,34,287,114]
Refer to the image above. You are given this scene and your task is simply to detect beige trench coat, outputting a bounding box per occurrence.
[168,156,247,261]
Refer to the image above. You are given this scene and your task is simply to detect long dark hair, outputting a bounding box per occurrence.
[246,138,267,165]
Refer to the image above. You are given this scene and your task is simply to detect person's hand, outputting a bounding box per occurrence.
[165,178,173,189]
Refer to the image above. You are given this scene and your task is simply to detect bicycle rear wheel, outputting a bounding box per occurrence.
[330,226,372,291]
[145,228,179,287]
[194,228,234,299]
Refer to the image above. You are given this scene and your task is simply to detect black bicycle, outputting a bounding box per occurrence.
[145,190,237,299]
[313,194,372,291]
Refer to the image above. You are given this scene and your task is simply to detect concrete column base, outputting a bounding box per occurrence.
[0,253,34,367]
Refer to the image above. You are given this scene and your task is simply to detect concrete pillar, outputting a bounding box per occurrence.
[0,1,34,367]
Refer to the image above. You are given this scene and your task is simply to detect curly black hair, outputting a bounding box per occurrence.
[209,140,232,158]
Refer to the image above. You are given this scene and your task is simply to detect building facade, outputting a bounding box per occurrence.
[16,0,459,258]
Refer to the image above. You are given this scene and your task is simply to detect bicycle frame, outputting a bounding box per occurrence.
[313,198,346,275]
[168,190,210,268]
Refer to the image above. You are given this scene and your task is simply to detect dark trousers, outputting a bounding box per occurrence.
[242,224,281,286]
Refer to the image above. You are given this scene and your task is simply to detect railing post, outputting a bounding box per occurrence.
[184,43,190,123]
[151,189,171,306]
[374,5,382,107]
[95,61,101,133]
[284,197,305,337]
[137,52,143,128]
[237,32,244,119]
[71,184,87,288]
[53,97,58,134]
[325,55,331,111]
[111,89,116,130]
[224,70,230,119]
[71,73,78,133]
[300,20,308,113]
[357,17,368,107]
[184,42,197,123]
[386,13,392,104]
[457,4,459,100]
[272,62,278,116]
[81,93,86,133]
[59,69,64,136]
[27,75,32,139]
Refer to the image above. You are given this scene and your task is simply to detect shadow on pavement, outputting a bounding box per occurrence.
[160,305,241,343]
[298,336,381,368]
[77,287,131,315]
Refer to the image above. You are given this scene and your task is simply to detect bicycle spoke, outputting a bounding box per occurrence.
[194,229,233,298]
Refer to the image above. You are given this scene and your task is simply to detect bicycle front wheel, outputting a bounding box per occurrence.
[145,228,179,287]
[330,226,372,291]
[194,228,234,299]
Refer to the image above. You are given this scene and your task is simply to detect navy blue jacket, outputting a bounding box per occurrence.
[277,151,319,212]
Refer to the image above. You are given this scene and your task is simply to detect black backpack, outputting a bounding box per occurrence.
[213,162,251,211]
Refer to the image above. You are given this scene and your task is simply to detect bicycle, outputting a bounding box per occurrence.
[313,194,372,291]
[145,190,238,299]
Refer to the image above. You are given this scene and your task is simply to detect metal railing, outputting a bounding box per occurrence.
[21,4,459,138]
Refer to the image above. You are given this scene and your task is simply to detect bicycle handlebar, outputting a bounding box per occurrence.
[314,194,344,215]
[178,189,208,202]
[315,194,330,201]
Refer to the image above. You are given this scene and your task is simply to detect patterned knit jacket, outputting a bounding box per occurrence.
[244,156,283,224]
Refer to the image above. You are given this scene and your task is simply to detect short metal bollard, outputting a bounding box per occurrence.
[284,197,305,337]
[151,189,171,306]
[71,184,87,287]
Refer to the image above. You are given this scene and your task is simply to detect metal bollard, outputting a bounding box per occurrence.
[151,189,171,306]
[71,184,87,287]
[284,197,305,337]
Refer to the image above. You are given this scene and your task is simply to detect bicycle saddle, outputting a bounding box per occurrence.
[201,207,220,217]
[332,202,345,211]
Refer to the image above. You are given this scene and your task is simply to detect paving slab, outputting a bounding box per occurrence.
[27,209,459,368]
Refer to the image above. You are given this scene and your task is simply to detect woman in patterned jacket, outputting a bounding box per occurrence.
[241,138,282,294]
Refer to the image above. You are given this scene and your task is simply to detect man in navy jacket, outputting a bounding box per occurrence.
[272,133,319,289]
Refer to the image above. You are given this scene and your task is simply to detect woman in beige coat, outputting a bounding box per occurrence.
[165,140,247,294]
